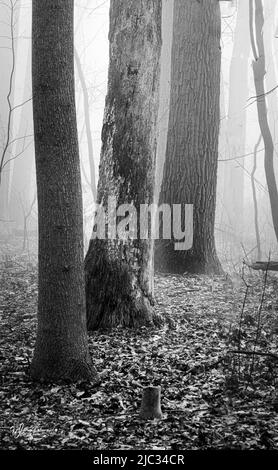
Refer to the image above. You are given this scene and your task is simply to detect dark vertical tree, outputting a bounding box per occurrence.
[249,0,278,244]
[30,0,97,382]
[155,0,222,274]
[85,0,162,330]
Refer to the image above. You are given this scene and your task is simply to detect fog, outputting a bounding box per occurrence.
[1,0,278,269]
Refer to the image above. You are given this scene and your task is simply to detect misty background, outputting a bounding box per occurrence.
[0,0,278,269]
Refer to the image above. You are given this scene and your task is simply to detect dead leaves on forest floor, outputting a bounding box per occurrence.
[1,255,278,450]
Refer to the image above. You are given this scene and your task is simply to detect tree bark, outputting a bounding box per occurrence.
[85,0,162,330]
[155,0,222,274]
[30,0,97,382]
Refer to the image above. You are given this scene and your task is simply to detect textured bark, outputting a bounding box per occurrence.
[155,0,222,274]
[249,0,278,244]
[30,0,96,382]
[85,0,162,330]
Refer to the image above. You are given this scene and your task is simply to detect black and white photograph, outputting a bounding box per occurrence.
[1,0,278,458]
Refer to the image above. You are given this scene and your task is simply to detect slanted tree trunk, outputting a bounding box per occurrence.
[30,0,97,382]
[249,0,278,243]
[85,0,162,330]
[264,0,278,182]
[155,0,222,274]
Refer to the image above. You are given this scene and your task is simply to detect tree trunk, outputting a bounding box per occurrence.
[155,0,222,275]
[264,0,278,182]
[9,46,35,232]
[30,0,96,382]
[249,0,278,244]
[85,0,162,330]
[74,48,97,201]
[0,1,18,230]
[251,135,262,261]
[223,0,250,239]
[155,0,174,204]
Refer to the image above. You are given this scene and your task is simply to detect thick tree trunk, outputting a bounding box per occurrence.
[30,0,96,382]
[249,0,278,244]
[155,0,222,275]
[85,0,162,330]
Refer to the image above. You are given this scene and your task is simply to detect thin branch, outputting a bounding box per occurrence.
[228,350,278,361]
[1,140,33,170]
[249,254,270,378]
[11,96,32,113]
[247,84,278,102]
[0,0,16,184]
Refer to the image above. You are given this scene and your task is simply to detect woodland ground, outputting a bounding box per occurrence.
[1,240,278,450]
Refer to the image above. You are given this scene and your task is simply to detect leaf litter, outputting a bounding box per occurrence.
[1,253,278,449]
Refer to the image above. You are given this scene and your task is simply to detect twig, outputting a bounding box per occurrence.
[237,264,250,378]
[0,0,16,185]
[228,350,278,361]
[248,254,270,385]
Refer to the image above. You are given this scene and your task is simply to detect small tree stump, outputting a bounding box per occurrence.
[139,386,162,419]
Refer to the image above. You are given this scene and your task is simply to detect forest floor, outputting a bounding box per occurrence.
[1,244,278,450]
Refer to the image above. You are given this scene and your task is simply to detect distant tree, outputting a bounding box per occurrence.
[75,48,97,202]
[30,0,97,382]
[223,0,250,238]
[0,0,19,225]
[0,1,34,230]
[264,0,278,146]
[85,0,162,330]
[249,0,278,243]
[251,135,262,261]
[155,0,222,274]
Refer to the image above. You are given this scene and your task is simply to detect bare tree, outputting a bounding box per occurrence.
[223,0,250,238]
[251,135,262,260]
[85,0,162,330]
[155,0,222,274]
[249,0,278,243]
[30,0,97,382]
[0,0,34,231]
[74,48,96,201]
